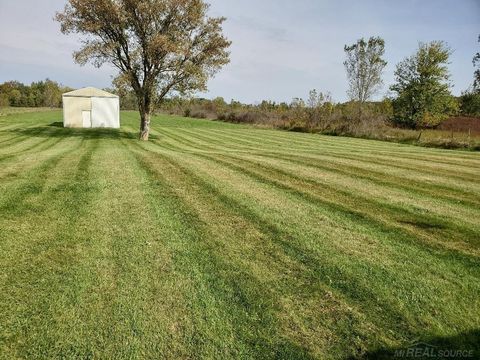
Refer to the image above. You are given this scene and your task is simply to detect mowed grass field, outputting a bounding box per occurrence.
[0,110,479,359]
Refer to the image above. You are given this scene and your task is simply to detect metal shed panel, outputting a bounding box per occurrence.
[91,97,120,128]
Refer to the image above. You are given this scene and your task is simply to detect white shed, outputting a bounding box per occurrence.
[62,87,120,128]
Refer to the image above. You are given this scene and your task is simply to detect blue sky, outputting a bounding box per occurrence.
[0,0,478,103]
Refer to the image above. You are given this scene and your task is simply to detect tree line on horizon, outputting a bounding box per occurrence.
[1,36,479,131]
[3,0,477,143]
[0,79,72,109]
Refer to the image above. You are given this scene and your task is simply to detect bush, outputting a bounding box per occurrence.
[459,92,480,117]
[0,93,9,107]
[190,110,207,119]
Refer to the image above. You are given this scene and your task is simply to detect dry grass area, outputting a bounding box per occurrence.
[0,111,479,359]
[177,110,480,150]
[438,116,480,134]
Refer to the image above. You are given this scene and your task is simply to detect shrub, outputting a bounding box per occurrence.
[191,110,207,119]
[459,92,480,117]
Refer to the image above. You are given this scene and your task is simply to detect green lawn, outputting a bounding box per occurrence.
[1,110,479,359]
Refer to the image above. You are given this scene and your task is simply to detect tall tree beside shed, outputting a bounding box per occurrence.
[56,0,231,140]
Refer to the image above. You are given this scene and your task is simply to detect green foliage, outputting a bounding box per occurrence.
[0,93,10,107]
[305,89,334,128]
[391,41,457,128]
[459,91,480,116]
[344,37,387,103]
[56,0,231,140]
[376,98,394,118]
[0,79,67,108]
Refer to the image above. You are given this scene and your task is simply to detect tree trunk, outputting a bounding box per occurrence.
[138,90,152,141]
[139,110,151,141]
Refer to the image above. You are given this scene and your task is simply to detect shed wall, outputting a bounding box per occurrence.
[91,97,120,128]
[63,97,92,128]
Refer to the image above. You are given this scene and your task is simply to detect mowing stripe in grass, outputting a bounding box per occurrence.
[160,127,227,152]
[0,139,85,217]
[128,142,390,357]
[0,139,79,186]
[193,151,480,258]
[225,150,480,228]
[150,121,477,256]
[212,126,480,161]
[122,140,319,358]
[1,112,479,359]
[0,137,95,356]
[0,126,54,150]
[138,139,471,324]
[161,125,476,191]
[134,142,474,351]
[165,127,480,207]
[189,128,480,179]
[255,152,480,208]
[204,127,480,166]
[0,136,67,166]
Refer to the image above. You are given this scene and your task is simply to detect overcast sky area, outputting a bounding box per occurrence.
[0,0,479,103]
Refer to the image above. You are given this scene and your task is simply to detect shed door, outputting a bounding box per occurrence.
[82,111,92,128]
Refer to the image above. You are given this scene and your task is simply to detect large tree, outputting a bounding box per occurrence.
[56,0,231,140]
[390,41,457,128]
[343,37,387,104]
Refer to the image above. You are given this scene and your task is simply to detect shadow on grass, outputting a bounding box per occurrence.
[355,329,480,359]
[10,124,160,140]
[397,219,446,230]
[49,122,64,127]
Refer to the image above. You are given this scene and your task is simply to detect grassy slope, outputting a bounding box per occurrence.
[0,111,479,359]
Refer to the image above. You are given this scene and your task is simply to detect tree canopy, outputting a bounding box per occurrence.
[390,41,457,128]
[56,0,231,140]
[0,80,68,108]
[344,37,387,104]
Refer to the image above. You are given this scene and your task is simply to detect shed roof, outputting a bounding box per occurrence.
[63,87,118,98]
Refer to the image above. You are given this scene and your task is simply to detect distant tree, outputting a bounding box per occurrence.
[289,97,306,126]
[343,37,387,104]
[30,81,45,106]
[260,100,276,111]
[212,96,226,113]
[457,35,480,116]
[0,82,20,107]
[306,89,327,109]
[390,41,458,128]
[473,35,480,92]
[9,89,22,107]
[43,79,63,107]
[56,0,231,140]
[0,93,9,107]
[306,89,333,129]
[459,91,480,117]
